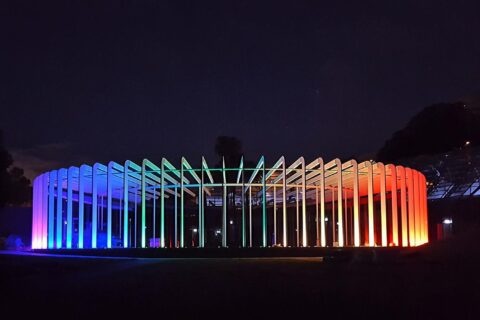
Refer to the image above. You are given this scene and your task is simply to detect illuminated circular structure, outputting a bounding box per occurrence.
[31,156,428,249]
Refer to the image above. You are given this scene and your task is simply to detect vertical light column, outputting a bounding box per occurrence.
[352,161,360,247]
[282,159,287,247]
[141,161,146,248]
[397,166,408,247]
[160,159,165,248]
[200,165,205,247]
[366,161,374,247]
[174,186,178,247]
[48,170,57,248]
[273,185,277,245]
[180,164,185,248]
[319,159,326,247]
[301,158,307,247]
[41,174,48,249]
[414,170,421,245]
[378,163,387,247]
[241,169,246,248]
[406,168,415,246]
[66,167,74,249]
[123,162,129,248]
[296,187,299,246]
[31,175,41,249]
[57,168,66,248]
[249,186,252,247]
[107,162,113,248]
[387,165,398,246]
[91,164,98,248]
[335,159,344,247]
[262,161,267,247]
[423,176,428,242]
[222,159,227,247]
[315,186,319,246]
[78,165,86,249]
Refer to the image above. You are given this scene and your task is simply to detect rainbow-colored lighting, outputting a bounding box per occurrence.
[31,157,429,249]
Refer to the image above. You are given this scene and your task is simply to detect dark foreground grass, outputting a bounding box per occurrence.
[1,231,480,319]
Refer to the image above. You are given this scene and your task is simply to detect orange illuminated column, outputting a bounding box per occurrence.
[421,174,428,244]
[387,164,398,246]
[378,163,387,247]
[366,161,375,246]
[352,160,360,247]
[406,168,415,246]
[414,170,421,245]
[397,166,408,247]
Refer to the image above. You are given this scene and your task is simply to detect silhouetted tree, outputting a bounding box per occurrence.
[0,130,31,207]
[214,136,243,168]
[377,102,480,162]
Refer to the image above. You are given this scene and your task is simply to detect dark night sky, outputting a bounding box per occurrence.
[1,0,480,179]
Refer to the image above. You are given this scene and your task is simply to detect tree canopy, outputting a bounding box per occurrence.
[377,102,480,162]
[0,130,31,207]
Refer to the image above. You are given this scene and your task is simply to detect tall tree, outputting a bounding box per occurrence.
[0,130,31,207]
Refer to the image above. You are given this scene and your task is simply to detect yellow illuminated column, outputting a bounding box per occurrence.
[319,159,326,247]
[352,160,360,247]
[387,164,398,246]
[406,168,415,246]
[301,158,307,247]
[335,159,344,247]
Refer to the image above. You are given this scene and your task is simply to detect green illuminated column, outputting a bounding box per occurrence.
[180,164,184,248]
[161,160,165,248]
[222,158,227,247]
[242,170,247,248]
[262,161,266,247]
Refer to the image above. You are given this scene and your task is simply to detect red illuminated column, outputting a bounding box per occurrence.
[414,170,421,245]
[366,161,374,246]
[378,163,387,247]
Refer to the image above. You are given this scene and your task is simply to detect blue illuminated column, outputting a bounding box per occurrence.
[66,167,74,249]
[78,165,86,249]
[48,170,57,248]
[180,163,184,248]
[107,162,113,248]
[123,161,129,248]
[92,164,99,249]
[141,160,146,248]
[56,168,66,248]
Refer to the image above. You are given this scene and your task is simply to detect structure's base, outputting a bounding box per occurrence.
[32,246,414,259]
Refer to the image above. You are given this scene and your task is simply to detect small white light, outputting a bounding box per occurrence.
[229,220,234,225]
[193,228,198,233]
[443,219,453,224]
[325,217,329,222]
[465,141,471,146]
